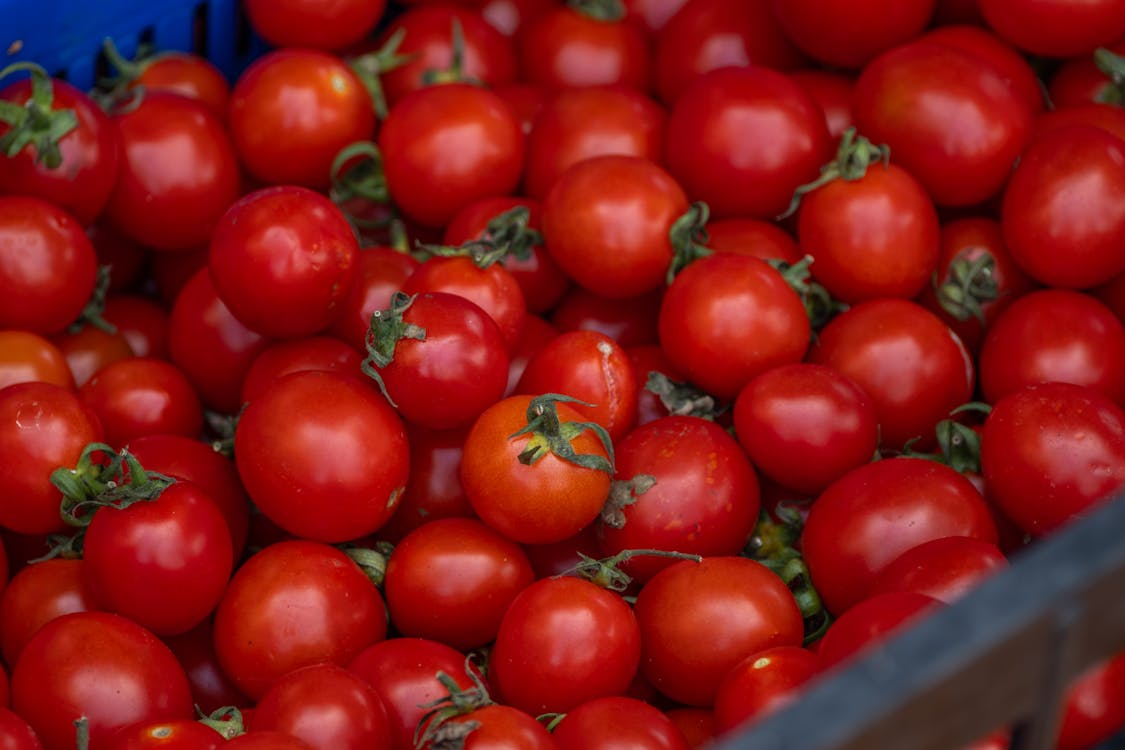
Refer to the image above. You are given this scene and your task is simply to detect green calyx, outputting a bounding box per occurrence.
[644,371,722,421]
[197,706,246,739]
[934,251,1000,324]
[348,27,415,120]
[600,473,656,529]
[568,0,626,22]
[1094,47,1125,106]
[420,18,483,87]
[414,658,491,750]
[416,205,543,269]
[361,291,427,407]
[51,443,175,528]
[902,401,992,475]
[779,127,890,220]
[566,548,701,592]
[342,541,395,589]
[67,265,118,336]
[0,62,79,169]
[508,393,615,475]
[666,201,713,283]
[766,256,846,330]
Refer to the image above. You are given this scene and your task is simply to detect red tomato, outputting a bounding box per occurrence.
[101,296,170,361]
[1056,650,1125,750]
[733,363,879,495]
[52,325,136,388]
[807,298,975,450]
[634,557,804,706]
[12,611,193,750]
[981,382,1125,537]
[1049,39,1125,108]
[771,0,936,68]
[713,646,821,733]
[377,424,474,543]
[1001,125,1125,289]
[867,536,1008,605]
[240,336,364,405]
[552,696,690,750]
[228,49,375,190]
[0,331,74,390]
[0,196,98,335]
[378,84,525,229]
[790,70,856,141]
[596,415,761,582]
[0,559,98,667]
[550,287,662,347]
[658,253,810,400]
[226,733,314,750]
[816,592,940,670]
[978,0,1125,57]
[79,358,202,447]
[625,344,688,427]
[105,91,240,253]
[113,51,231,120]
[244,0,387,50]
[0,708,42,750]
[705,218,803,263]
[919,24,1046,114]
[212,540,387,701]
[0,382,103,534]
[489,576,641,714]
[516,5,650,90]
[416,704,555,750]
[235,371,409,542]
[209,186,359,339]
[160,618,251,716]
[106,720,224,750]
[251,664,392,750]
[327,248,421,353]
[801,457,997,615]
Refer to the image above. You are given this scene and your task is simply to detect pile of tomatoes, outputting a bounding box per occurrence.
[3,0,1125,748]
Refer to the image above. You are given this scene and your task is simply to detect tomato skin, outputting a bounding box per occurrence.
[1001,125,1125,289]
[978,0,1125,57]
[550,287,662,348]
[596,416,761,583]
[460,395,613,545]
[52,326,136,389]
[106,720,224,750]
[713,646,821,733]
[489,576,641,715]
[124,53,231,120]
[733,363,879,496]
[251,664,392,750]
[816,592,940,671]
[105,92,240,253]
[807,299,974,450]
[240,336,363,405]
[0,331,74,391]
[212,540,387,701]
[228,49,375,190]
[0,559,98,668]
[981,382,1125,537]
[0,382,103,535]
[226,733,314,750]
[79,358,203,448]
[377,424,474,544]
[0,79,119,227]
[102,296,170,361]
[790,70,855,141]
[160,618,250,715]
[1056,650,1125,750]
[0,196,98,336]
[867,537,1008,605]
[0,708,43,750]
[244,0,387,51]
[771,0,936,68]
[705,218,803,264]
[802,457,997,615]
[327,249,421,353]
[658,253,810,401]
[384,517,535,651]
[542,155,688,300]
[920,25,1046,115]
[664,66,832,221]
[635,557,804,707]
[552,696,690,750]
[517,6,650,91]
[12,611,193,750]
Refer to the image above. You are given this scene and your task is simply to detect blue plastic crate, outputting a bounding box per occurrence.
[1,0,268,90]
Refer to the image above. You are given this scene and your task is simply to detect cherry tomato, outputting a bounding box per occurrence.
[978,0,1125,57]
[377,424,474,544]
[160,618,250,716]
[790,70,855,141]
[552,695,690,750]
[1056,649,1125,750]
[226,733,314,750]
[771,0,937,68]
[816,591,940,671]
[867,536,1008,605]
[0,708,42,750]
[78,358,202,447]
[0,331,73,390]
[240,336,363,405]
[327,248,421,353]
[112,51,231,120]
[713,646,821,733]
[516,5,650,91]
[243,0,387,51]
[106,720,224,750]
[416,704,555,750]
[0,559,98,667]
[101,296,170,361]
[52,325,136,388]
[550,287,662,347]
[705,218,803,264]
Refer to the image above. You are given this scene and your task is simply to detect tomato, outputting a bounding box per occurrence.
[733,363,879,495]
[240,336,363,405]
[596,415,760,582]
[0,382,103,535]
[160,618,250,716]
[377,424,474,543]
[168,269,271,415]
[1001,124,1125,289]
[852,38,1034,207]
[226,733,314,750]
[0,331,73,390]
[480,0,559,37]
[1035,102,1125,146]
[1049,39,1125,108]
[550,287,662,347]
[1056,650,1125,750]
[523,86,667,201]
[919,24,1046,114]
[802,457,997,615]
[634,557,804,706]
[713,646,821,734]
[771,0,935,68]
[251,664,391,750]
[653,0,807,105]
[209,186,359,339]
[106,720,224,750]
[244,0,387,51]
[0,75,119,226]
[623,0,689,34]
[790,70,855,141]
[78,359,202,447]
[664,66,832,220]
[235,371,409,542]
[105,91,240,253]
[416,704,555,750]
[384,517,534,651]
[349,637,488,750]
[12,611,193,750]
[516,5,650,91]
[212,540,387,700]
[228,49,375,190]
[0,708,42,750]
[0,196,97,335]
[327,248,421,353]
[981,382,1125,537]
[460,394,614,545]
[102,296,170,361]
[816,591,940,671]
[659,253,810,401]
[978,0,1125,57]
[553,696,689,750]
[0,559,98,667]
[807,299,974,450]
[489,575,641,714]
[52,325,136,388]
[378,83,524,229]
[626,344,688,427]
[867,536,1008,605]
[109,51,231,120]
[705,218,803,264]
[88,224,149,295]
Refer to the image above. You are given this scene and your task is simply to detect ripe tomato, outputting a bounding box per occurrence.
[251,664,391,750]
[552,696,690,750]
[212,540,387,700]
[106,720,224,750]
[770,0,936,68]
[713,646,821,733]
[377,424,474,543]
[228,49,375,190]
[109,50,231,120]
[104,91,240,253]
[658,253,810,401]
[816,591,940,671]
[101,296,170,361]
[416,704,555,750]
[808,299,974,450]
[867,536,1008,605]
[1056,650,1125,750]
[327,248,421,353]
[489,576,641,714]
[243,0,387,51]
[12,611,193,750]
[0,708,42,750]
[0,196,97,335]
[634,557,804,706]
[0,558,98,667]
[542,155,688,299]
[235,371,409,542]
[790,70,855,141]
[550,287,662,347]
[160,618,250,715]
[226,733,314,750]
[516,5,650,90]
[460,393,614,545]
[664,66,832,220]
[240,336,363,405]
[801,457,997,615]
[705,217,803,263]
[978,0,1125,57]
[981,382,1125,537]
[52,325,135,388]
[0,331,73,390]
[919,25,1045,114]
[78,358,202,447]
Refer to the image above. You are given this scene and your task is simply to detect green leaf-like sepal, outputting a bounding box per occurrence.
[507,393,615,474]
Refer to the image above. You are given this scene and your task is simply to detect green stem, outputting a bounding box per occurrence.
[361,292,426,407]
[666,201,713,283]
[779,127,890,220]
[508,394,615,474]
[567,548,702,592]
[0,62,78,168]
